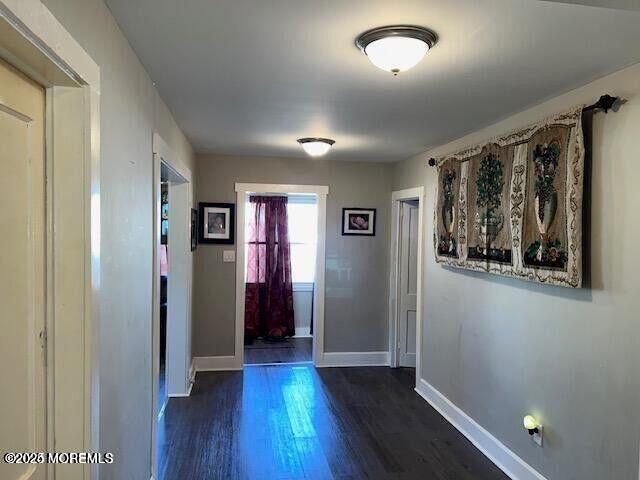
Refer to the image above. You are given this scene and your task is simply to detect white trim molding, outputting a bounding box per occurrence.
[194,356,243,372]
[294,327,311,337]
[388,187,424,383]
[234,183,329,368]
[0,0,100,88]
[189,359,196,384]
[153,132,192,183]
[317,351,390,368]
[415,379,547,480]
[292,282,314,292]
[167,385,193,399]
[235,183,329,195]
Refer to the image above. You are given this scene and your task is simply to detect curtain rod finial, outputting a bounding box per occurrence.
[584,94,619,114]
[428,157,436,167]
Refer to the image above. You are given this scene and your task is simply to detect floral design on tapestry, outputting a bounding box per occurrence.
[523,141,568,268]
[474,153,505,252]
[467,146,513,264]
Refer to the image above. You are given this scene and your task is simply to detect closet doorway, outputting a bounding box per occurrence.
[388,187,424,381]
[235,183,328,368]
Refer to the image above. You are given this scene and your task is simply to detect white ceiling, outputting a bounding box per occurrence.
[105,0,640,162]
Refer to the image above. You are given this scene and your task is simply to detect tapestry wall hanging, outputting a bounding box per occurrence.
[434,107,585,288]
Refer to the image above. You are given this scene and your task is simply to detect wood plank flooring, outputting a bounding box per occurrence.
[157,365,509,480]
[244,337,312,365]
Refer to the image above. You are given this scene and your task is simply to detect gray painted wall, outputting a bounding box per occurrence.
[41,1,194,479]
[193,155,392,357]
[392,63,640,480]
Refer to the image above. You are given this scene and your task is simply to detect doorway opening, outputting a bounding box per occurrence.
[389,188,424,384]
[242,194,317,365]
[154,158,191,403]
[152,135,194,479]
[234,183,328,368]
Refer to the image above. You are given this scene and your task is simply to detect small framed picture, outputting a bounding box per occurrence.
[198,202,235,244]
[342,208,376,236]
[190,208,198,251]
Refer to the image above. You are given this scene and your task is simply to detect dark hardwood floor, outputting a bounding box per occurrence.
[158,365,508,480]
[244,337,312,365]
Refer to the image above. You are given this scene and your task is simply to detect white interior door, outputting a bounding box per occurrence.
[0,58,47,480]
[398,200,419,368]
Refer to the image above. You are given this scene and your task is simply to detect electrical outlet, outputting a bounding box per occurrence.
[532,426,543,447]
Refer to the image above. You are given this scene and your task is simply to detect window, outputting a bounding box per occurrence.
[287,197,317,284]
[244,195,317,284]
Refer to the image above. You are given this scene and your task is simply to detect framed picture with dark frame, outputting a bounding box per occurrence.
[198,202,235,244]
[190,208,198,251]
[342,208,376,236]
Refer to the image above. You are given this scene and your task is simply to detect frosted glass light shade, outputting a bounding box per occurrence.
[301,141,331,157]
[356,25,437,75]
[365,36,429,74]
[297,138,335,157]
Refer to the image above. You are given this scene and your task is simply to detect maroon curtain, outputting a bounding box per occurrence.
[245,196,294,340]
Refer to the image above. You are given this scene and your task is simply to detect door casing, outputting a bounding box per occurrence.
[151,133,194,480]
[388,187,424,385]
[233,183,329,369]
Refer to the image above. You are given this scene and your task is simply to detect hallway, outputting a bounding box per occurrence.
[157,366,508,479]
[5,2,640,479]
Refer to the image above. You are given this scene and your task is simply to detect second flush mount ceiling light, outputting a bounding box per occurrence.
[297,137,335,157]
[356,25,438,75]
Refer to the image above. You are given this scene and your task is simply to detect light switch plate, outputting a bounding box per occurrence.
[223,250,236,263]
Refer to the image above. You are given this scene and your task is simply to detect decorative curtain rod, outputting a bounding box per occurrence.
[427,94,620,167]
[583,94,618,113]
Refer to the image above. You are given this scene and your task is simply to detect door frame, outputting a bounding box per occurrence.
[151,133,193,480]
[234,183,329,368]
[0,1,101,479]
[388,187,424,382]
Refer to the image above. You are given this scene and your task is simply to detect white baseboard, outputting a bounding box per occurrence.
[294,327,311,337]
[193,355,242,372]
[167,363,197,398]
[167,392,190,398]
[317,351,389,367]
[415,379,547,480]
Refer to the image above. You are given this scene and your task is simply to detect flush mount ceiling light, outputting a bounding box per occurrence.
[297,137,335,157]
[356,25,437,75]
